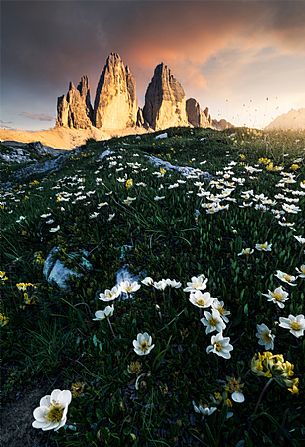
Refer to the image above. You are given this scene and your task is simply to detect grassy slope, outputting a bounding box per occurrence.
[1,127,305,446]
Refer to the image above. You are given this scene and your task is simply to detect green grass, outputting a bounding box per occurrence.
[1,127,305,446]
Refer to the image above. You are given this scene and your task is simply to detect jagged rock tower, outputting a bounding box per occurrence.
[186,98,212,128]
[56,53,216,131]
[143,63,189,130]
[93,53,138,129]
[56,76,93,129]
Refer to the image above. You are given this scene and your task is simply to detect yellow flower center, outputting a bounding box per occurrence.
[272,291,283,301]
[46,403,64,423]
[215,342,222,352]
[262,331,271,343]
[261,243,268,249]
[218,306,224,315]
[290,321,301,331]
[209,317,218,326]
[140,341,149,352]
[284,274,292,282]
[197,298,205,306]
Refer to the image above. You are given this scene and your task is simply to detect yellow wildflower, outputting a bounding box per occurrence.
[290,163,300,171]
[0,313,9,327]
[0,271,8,282]
[125,179,133,189]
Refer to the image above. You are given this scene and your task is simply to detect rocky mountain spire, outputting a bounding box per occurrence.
[93,53,138,129]
[56,76,93,129]
[142,63,189,130]
[77,75,94,122]
[186,98,212,128]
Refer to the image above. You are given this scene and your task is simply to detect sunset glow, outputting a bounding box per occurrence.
[1,0,305,130]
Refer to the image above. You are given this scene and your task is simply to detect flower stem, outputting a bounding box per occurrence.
[253,378,273,416]
[107,317,115,338]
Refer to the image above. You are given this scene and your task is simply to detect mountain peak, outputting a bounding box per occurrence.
[265,108,305,130]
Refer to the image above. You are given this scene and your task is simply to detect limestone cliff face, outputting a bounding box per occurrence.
[56,53,225,132]
[186,98,211,128]
[143,63,189,130]
[93,53,137,129]
[56,76,93,129]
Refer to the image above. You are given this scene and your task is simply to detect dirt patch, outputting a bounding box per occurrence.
[0,387,56,447]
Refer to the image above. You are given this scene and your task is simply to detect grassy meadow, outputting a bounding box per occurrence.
[1,127,305,446]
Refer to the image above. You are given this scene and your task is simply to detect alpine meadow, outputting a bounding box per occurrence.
[1,1,305,446]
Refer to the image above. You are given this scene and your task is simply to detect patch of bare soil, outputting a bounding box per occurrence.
[0,387,55,447]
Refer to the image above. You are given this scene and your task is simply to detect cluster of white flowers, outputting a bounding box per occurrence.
[184,274,233,359]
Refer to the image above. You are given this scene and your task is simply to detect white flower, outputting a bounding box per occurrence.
[49,225,60,233]
[231,391,245,403]
[108,213,115,221]
[40,213,52,218]
[274,270,297,286]
[32,389,72,431]
[192,401,216,416]
[255,242,272,251]
[16,216,26,223]
[133,332,155,356]
[282,203,301,214]
[279,314,305,338]
[184,274,208,292]
[120,280,141,294]
[262,286,289,308]
[189,291,214,309]
[256,323,275,350]
[141,276,154,286]
[206,332,233,359]
[97,202,108,208]
[93,305,114,320]
[295,265,305,278]
[237,248,254,256]
[99,286,121,302]
[294,235,305,244]
[123,197,136,206]
[211,299,231,323]
[90,212,99,219]
[153,279,168,290]
[165,279,182,288]
[201,309,226,334]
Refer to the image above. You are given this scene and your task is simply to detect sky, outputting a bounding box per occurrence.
[1,0,305,130]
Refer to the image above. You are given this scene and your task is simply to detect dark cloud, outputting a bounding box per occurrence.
[2,1,305,93]
[19,112,54,121]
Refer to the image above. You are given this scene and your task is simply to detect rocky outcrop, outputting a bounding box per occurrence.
[143,63,189,130]
[56,76,93,129]
[212,118,234,131]
[265,108,305,130]
[186,98,212,128]
[55,53,232,132]
[136,107,145,127]
[94,53,138,129]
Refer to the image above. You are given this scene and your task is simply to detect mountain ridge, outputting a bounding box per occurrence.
[265,108,305,130]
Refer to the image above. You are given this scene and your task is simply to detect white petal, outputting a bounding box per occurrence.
[231,391,245,403]
[39,395,50,407]
[50,389,61,402]
[32,420,49,429]
[33,406,48,422]
[58,390,72,406]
